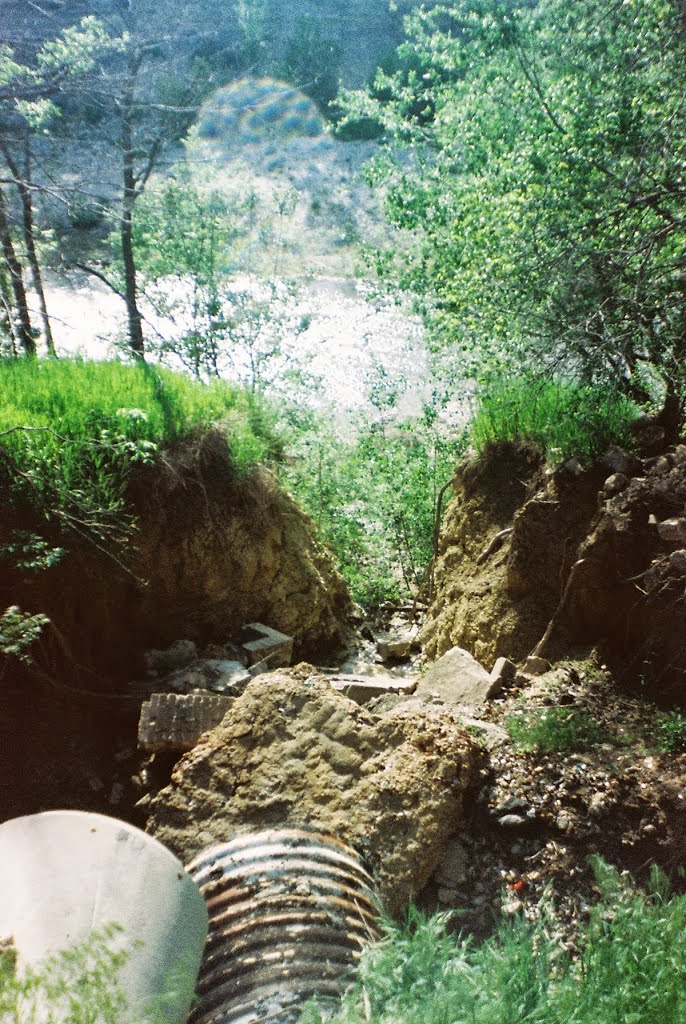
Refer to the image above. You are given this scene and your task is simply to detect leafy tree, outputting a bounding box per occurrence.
[348,0,686,436]
[127,179,309,387]
[0,15,114,356]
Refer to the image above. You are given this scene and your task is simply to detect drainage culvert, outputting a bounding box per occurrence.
[186,827,382,1024]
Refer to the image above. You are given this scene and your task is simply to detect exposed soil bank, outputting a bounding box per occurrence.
[422,441,686,704]
[1,430,352,686]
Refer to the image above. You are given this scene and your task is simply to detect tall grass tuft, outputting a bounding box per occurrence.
[301,859,686,1024]
[470,376,639,463]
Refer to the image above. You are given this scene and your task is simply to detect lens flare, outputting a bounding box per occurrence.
[195,78,325,152]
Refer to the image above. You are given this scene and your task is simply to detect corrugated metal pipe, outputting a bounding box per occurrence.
[186,827,382,1024]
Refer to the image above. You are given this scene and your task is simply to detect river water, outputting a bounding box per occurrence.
[41,271,428,418]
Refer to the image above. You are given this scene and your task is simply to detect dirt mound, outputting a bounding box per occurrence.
[144,669,482,914]
[422,441,686,702]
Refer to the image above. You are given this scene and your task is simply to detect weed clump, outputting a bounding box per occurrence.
[506,707,610,754]
[302,860,686,1024]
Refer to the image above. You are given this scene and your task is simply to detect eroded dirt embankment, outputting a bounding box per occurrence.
[422,440,686,704]
[1,430,351,683]
[0,432,352,820]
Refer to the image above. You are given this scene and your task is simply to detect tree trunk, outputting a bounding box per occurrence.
[120,64,145,360]
[0,138,56,357]
[0,184,35,356]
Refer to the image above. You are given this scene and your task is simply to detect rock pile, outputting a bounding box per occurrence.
[144,670,483,914]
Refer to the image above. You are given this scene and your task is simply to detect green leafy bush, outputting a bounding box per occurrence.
[302,860,686,1024]
[470,377,638,463]
[654,709,686,754]
[283,402,465,607]
[506,707,609,753]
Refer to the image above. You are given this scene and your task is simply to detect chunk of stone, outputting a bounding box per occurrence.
[600,446,643,478]
[144,639,197,674]
[376,636,413,662]
[138,692,233,753]
[163,659,250,696]
[603,472,629,497]
[658,518,686,544]
[329,674,417,705]
[242,622,293,668]
[497,814,527,829]
[415,646,496,706]
[145,674,482,915]
[434,838,468,888]
[669,549,686,575]
[523,655,551,676]
[201,660,252,694]
[489,657,517,693]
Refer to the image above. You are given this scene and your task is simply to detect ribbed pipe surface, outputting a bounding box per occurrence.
[186,827,381,1024]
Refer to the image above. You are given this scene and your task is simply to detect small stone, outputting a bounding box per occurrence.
[489,657,517,693]
[498,814,527,829]
[435,838,468,888]
[495,796,529,815]
[523,656,550,676]
[658,518,686,544]
[502,899,523,915]
[603,472,629,497]
[556,812,572,831]
[377,636,412,662]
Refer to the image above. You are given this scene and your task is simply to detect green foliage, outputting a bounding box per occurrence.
[303,860,686,1024]
[0,925,130,1023]
[347,0,686,417]
[470,376,639,463]
[278,15,342,110]
[506,707,609,754]
[125,180,307,387]
[0,606,50,664]
[283,398,465,606]
[654,709,686,754]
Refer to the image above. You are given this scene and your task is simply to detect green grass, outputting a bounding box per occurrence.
[0,357,281,566]
[0,357,279,469]
[506,707,610,753]
[470,376,639,463]
[302,859,686,1024]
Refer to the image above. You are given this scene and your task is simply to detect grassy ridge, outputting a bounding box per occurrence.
[0,358,279,469]
[470,377,639,463]
[0,358,281,571]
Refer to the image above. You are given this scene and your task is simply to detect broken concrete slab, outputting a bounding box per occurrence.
[138,692,233,753]
[242,623,293,668]
[163,659,250,696]
[329,674,417,705]
[415,646,497,707]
